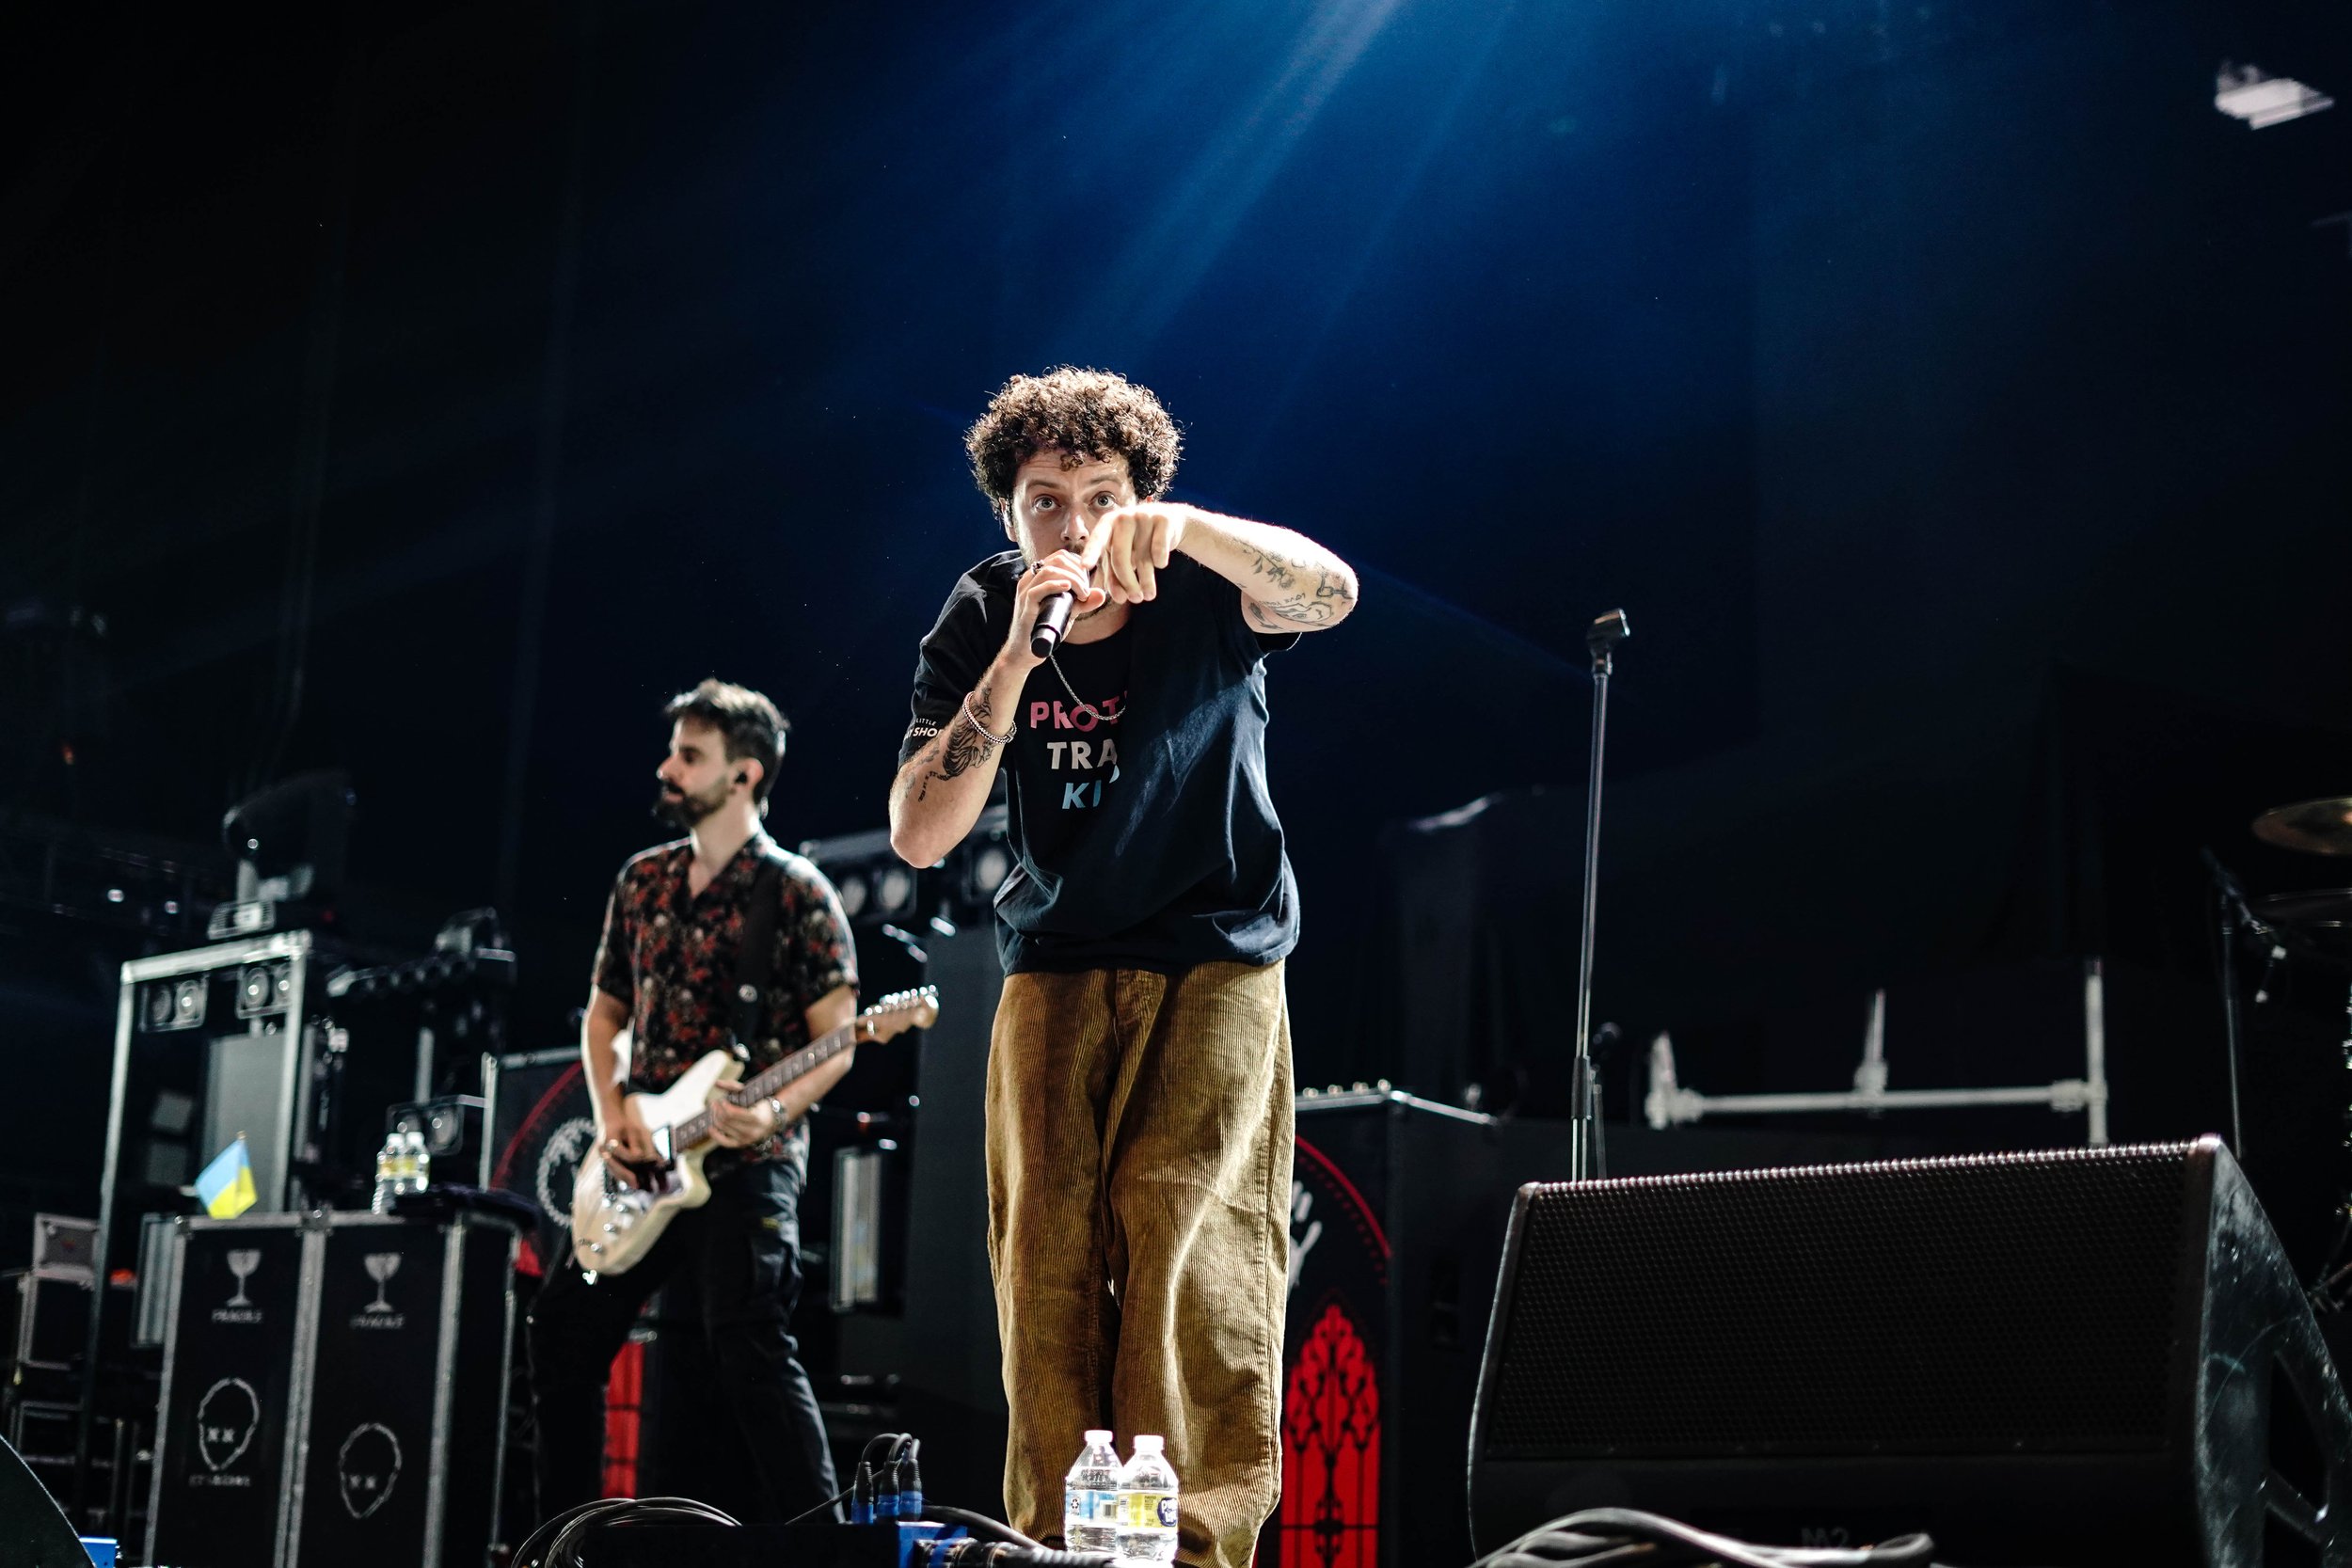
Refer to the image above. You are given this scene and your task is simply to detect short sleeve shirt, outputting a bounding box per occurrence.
[591,834,858,1169]
[899,549,1300,975]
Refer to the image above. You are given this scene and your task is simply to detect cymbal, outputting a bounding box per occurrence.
[2251,798,2352,856]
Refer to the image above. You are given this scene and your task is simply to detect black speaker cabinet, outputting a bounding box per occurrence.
[1470,1137,2352,1565]
[1266,1090,1576,1568]
[0,1428,86,1568]
[483,1046,596,1279]
[147,1210,518,1568]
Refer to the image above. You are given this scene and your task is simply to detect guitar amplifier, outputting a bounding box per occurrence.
[145,1209,518,1568]
[482,1047,597,1278]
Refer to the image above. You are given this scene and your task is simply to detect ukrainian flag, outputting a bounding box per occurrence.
[195,1137,258,1220]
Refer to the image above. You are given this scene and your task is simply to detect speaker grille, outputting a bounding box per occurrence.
[1481,1143,2198,1459]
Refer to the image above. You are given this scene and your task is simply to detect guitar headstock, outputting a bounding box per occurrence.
[859,986,941,1042]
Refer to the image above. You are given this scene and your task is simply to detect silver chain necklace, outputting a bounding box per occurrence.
[1044,645,1105,725]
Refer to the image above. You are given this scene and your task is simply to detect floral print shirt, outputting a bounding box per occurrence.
[592,833,858,1169]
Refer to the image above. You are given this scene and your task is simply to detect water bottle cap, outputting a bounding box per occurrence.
[1134,1434,1163,1452]
[1084,1429,1113,1444]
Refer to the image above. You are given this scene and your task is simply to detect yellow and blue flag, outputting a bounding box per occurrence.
[195,1137,257,1219]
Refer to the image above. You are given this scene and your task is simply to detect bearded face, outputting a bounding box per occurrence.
[653,769,729,828]
[652,717,750,829]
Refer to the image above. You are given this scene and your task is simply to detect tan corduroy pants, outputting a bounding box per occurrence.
[986,960,1294,1568]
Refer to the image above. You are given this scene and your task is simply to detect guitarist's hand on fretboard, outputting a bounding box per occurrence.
[708,1076,785,1147]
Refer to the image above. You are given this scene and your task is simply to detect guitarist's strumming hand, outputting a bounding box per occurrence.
[598,1098,659,1186]
[708,1077,787,1148]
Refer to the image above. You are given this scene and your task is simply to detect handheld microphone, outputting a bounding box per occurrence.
[1030,591,1075,657]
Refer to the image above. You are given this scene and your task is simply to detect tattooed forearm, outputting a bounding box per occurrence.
[1242,546,1357,626]
[1248,547,1300,594]
[1247,593,1335,628]
[940,695,997,778]
[914,694,1000,801]
[1180,510,1359,632]
[1244,599,1286,632]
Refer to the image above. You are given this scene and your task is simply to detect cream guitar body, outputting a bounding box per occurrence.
[568,988,937,1275]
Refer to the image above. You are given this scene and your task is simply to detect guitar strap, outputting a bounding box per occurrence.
[730,843,789,1053]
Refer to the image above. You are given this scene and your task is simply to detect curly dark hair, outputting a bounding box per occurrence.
[964,367,1183,515]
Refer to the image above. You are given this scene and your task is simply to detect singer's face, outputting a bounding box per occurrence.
[1009,452,1134,627]
[1008,452,1133,563]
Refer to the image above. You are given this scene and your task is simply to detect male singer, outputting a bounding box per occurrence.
[888,368,1358,1568]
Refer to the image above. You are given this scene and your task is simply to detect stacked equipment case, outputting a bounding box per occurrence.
[145,1208,516,1568]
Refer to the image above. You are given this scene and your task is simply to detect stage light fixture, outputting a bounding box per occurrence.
[2216,62,2334,128]
[874,864,917,919]
[144,977,209,1033]
[236,959,293,1019]
[836,872,869,921]
[967,843,1012,904]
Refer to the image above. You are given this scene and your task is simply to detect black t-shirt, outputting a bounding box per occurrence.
[899,549,1299,975]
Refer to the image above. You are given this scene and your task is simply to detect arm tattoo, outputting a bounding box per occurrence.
[914,693,1000,801]
[1242,544,1355,626]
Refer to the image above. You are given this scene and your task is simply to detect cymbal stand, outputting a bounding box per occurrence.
[2203,850,2256,1157]
[1570,610,1629,1181]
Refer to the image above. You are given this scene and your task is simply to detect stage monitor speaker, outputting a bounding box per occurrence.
[0,1429,87,1567]
[1470,1136,2352,1566]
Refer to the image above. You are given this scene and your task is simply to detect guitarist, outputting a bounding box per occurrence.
[528,678,856,1527]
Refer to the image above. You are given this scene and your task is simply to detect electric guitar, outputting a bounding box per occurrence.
[569,987,939,1275]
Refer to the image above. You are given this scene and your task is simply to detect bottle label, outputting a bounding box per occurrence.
[1126,1490,1175,1528]
[1066,1487,1117,1522]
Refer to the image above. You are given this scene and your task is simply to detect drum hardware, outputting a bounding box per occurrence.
[2233,800,2352,1315]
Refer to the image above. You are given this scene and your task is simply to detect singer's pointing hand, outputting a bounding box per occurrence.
[1082,504,1191,606]
[999,549,1105,671]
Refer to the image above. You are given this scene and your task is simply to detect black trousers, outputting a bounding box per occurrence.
[527,1156,839,1526]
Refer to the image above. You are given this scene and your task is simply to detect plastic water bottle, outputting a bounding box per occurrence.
[1116,1434,1178,1563]
[405,1129,432,1194]
[1062,1429,1120,1554]
[371,1133,404,1212]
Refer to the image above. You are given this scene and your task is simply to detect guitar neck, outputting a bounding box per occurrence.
[739,1019,862,1105]
[670,1017,861,1152]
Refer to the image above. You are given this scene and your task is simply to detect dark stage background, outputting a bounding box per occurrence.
[2,1,2348,1261]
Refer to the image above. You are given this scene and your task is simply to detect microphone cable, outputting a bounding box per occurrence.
[511,1495,739,1568]
[1471,1508,1940,1568]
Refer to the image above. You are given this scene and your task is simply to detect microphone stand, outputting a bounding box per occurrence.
[1571,610,1629,1181]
